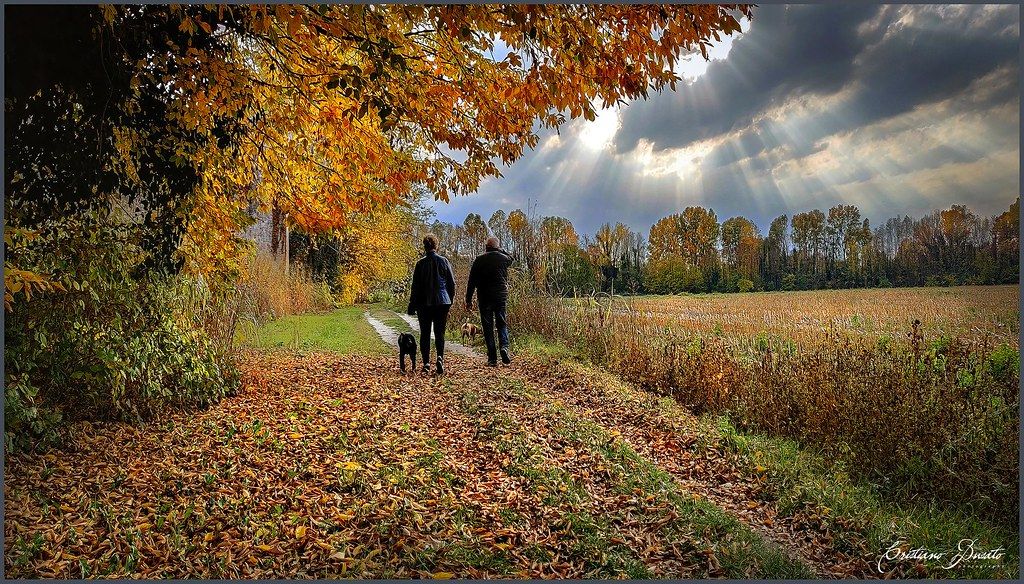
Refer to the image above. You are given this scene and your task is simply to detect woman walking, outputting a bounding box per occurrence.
[407,234,456,375]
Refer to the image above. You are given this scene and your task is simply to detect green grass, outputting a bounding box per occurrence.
[367,307,414,334]
[550,404,812,579]
[238,306,387,354]
[513,332,584,362]
[708,417,1019,578]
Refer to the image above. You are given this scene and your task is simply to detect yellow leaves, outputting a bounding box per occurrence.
[4,258,67,312]
[100,4,117,24]
[294,525,307,539]
[431,571,455,579]
[340,461,362,471]
[288,432,303,440]
[256,543,284,556]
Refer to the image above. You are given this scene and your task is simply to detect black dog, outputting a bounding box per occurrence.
[398,332,417,372]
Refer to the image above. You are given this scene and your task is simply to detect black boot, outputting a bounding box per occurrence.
[435,356,444,376]
[500,347,511,364]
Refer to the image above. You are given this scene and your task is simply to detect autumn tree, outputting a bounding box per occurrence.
[538,216,580,292]
[761,215,789,290]
[6,3,753,303]
[646,208,719,293]
[507,208,542,282]
[594,222,631,292]
[721,216,762,289]
[825,205,861,266]
[992,197,1020,283]
[648,214,685,263]
[463,213,489,257]
[679,207,721,273]
[618,230,648,294]
[488,210,510,249]
[156,3,752,279]
[791,210,826,286]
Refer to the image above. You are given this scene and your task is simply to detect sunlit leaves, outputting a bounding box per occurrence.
[99,4,751,279]
[3,227,66,311]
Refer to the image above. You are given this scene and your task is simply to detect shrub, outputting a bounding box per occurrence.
[987,343,1020,383]
[737,278,754,292]
[4,209,238,452]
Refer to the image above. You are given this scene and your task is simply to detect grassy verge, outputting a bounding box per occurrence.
[442,374,812,578]
[237,305,387,354]
[551,405,812,578]
[367,307,415,334]
[512,332,1020,579]
[710,417,1019,578]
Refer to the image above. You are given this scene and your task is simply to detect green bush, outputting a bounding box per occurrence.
[781,273,796,291]
[4,209,238,452]
[737,278,754,292]
[988,343,1020,383]
[366,286,404,307]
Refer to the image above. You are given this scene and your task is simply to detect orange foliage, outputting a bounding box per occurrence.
[101,4,751,279]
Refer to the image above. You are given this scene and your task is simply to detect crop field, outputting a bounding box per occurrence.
[622,285,1019,348]
[511,285,1020,528]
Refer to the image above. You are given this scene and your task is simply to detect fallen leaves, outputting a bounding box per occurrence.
[3,349,866,578]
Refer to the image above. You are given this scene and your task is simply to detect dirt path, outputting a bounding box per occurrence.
[4,313,871,579]
[364,309,871,578]
[366,312,477,356]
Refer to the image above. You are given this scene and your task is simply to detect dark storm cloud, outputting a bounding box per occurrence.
[614,4,878,154]
[812,4,1018,142]
[433,4,1020,238]
[617,4,1018,157]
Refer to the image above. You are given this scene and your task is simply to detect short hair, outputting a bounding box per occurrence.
[485,236,499,250]
[423,234,438,252]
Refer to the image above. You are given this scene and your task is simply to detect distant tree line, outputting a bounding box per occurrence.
[426,198,1020,295]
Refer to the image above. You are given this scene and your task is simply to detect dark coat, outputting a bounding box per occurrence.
[466,248,513,308]
[408,251,456,314]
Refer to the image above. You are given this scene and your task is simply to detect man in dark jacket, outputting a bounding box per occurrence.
[408,234,456,375]
[465,236,514,366]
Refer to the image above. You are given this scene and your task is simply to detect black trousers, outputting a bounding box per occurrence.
[417,304,450,365]
[479,303,509,363]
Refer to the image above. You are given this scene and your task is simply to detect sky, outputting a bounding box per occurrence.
[428,4,1020,237]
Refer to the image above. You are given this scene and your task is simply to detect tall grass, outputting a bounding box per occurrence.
[509,284,1019,526]
[175,253,335,352]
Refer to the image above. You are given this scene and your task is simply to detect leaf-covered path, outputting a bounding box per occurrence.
[5,320,877,578]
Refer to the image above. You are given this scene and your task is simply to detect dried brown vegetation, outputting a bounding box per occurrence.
[510,285,1020,525]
